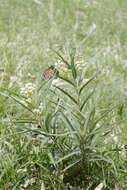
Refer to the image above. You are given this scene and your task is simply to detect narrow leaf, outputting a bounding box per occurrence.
[84,107,95,133]
[94,104,119,125]
[70,53,77,79]
[52,50,70,68]
[94,182,104,190]
[59,75,75,87]
[56,86,78,105]
[10,95,34,113]
[48,152,57,168]
[80,90,95,111]
[60,112,76,132]
[56,150,80,164]
[60,112,80,140]
[0,91,34,114]
[79,76,95,95]
[62,159,81,173]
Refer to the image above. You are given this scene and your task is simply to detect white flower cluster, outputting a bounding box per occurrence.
[20,178,36,189]
[54,59,68,74]
[52,78,65,87]
[8,75,18,88]
[27,72,36,80]
[75,59,86,71]
[54,58,86,73]
[20,82,35,98]
[121,145,126,159]
[33,102,45,115]
[110,133,118,144]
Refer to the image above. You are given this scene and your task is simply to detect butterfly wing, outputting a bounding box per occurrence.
[43,66,59,80]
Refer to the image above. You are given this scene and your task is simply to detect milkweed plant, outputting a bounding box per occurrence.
[0,50,127,190]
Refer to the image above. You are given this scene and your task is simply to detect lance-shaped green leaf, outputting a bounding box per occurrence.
[60,112,80,140]
[56,86,78,105]
[0,91,34,114]
[70,53,77,79]
[52,49,70,68]
[84,107,95,133]
[60,112,76,132]
[45,113,53,132]
[94,104,119,126]
[59,75,75,87]
[80,89,95,111]
[79,76,95,95]
[55,150,81,164]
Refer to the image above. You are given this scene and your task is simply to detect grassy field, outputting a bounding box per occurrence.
[0,0,127,189]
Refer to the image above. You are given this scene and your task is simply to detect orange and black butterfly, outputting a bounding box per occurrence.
[43,66,59,80]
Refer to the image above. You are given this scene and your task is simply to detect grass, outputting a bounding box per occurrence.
[0,0,127,189]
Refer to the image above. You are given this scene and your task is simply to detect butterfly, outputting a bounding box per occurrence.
[43,66,59,80]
